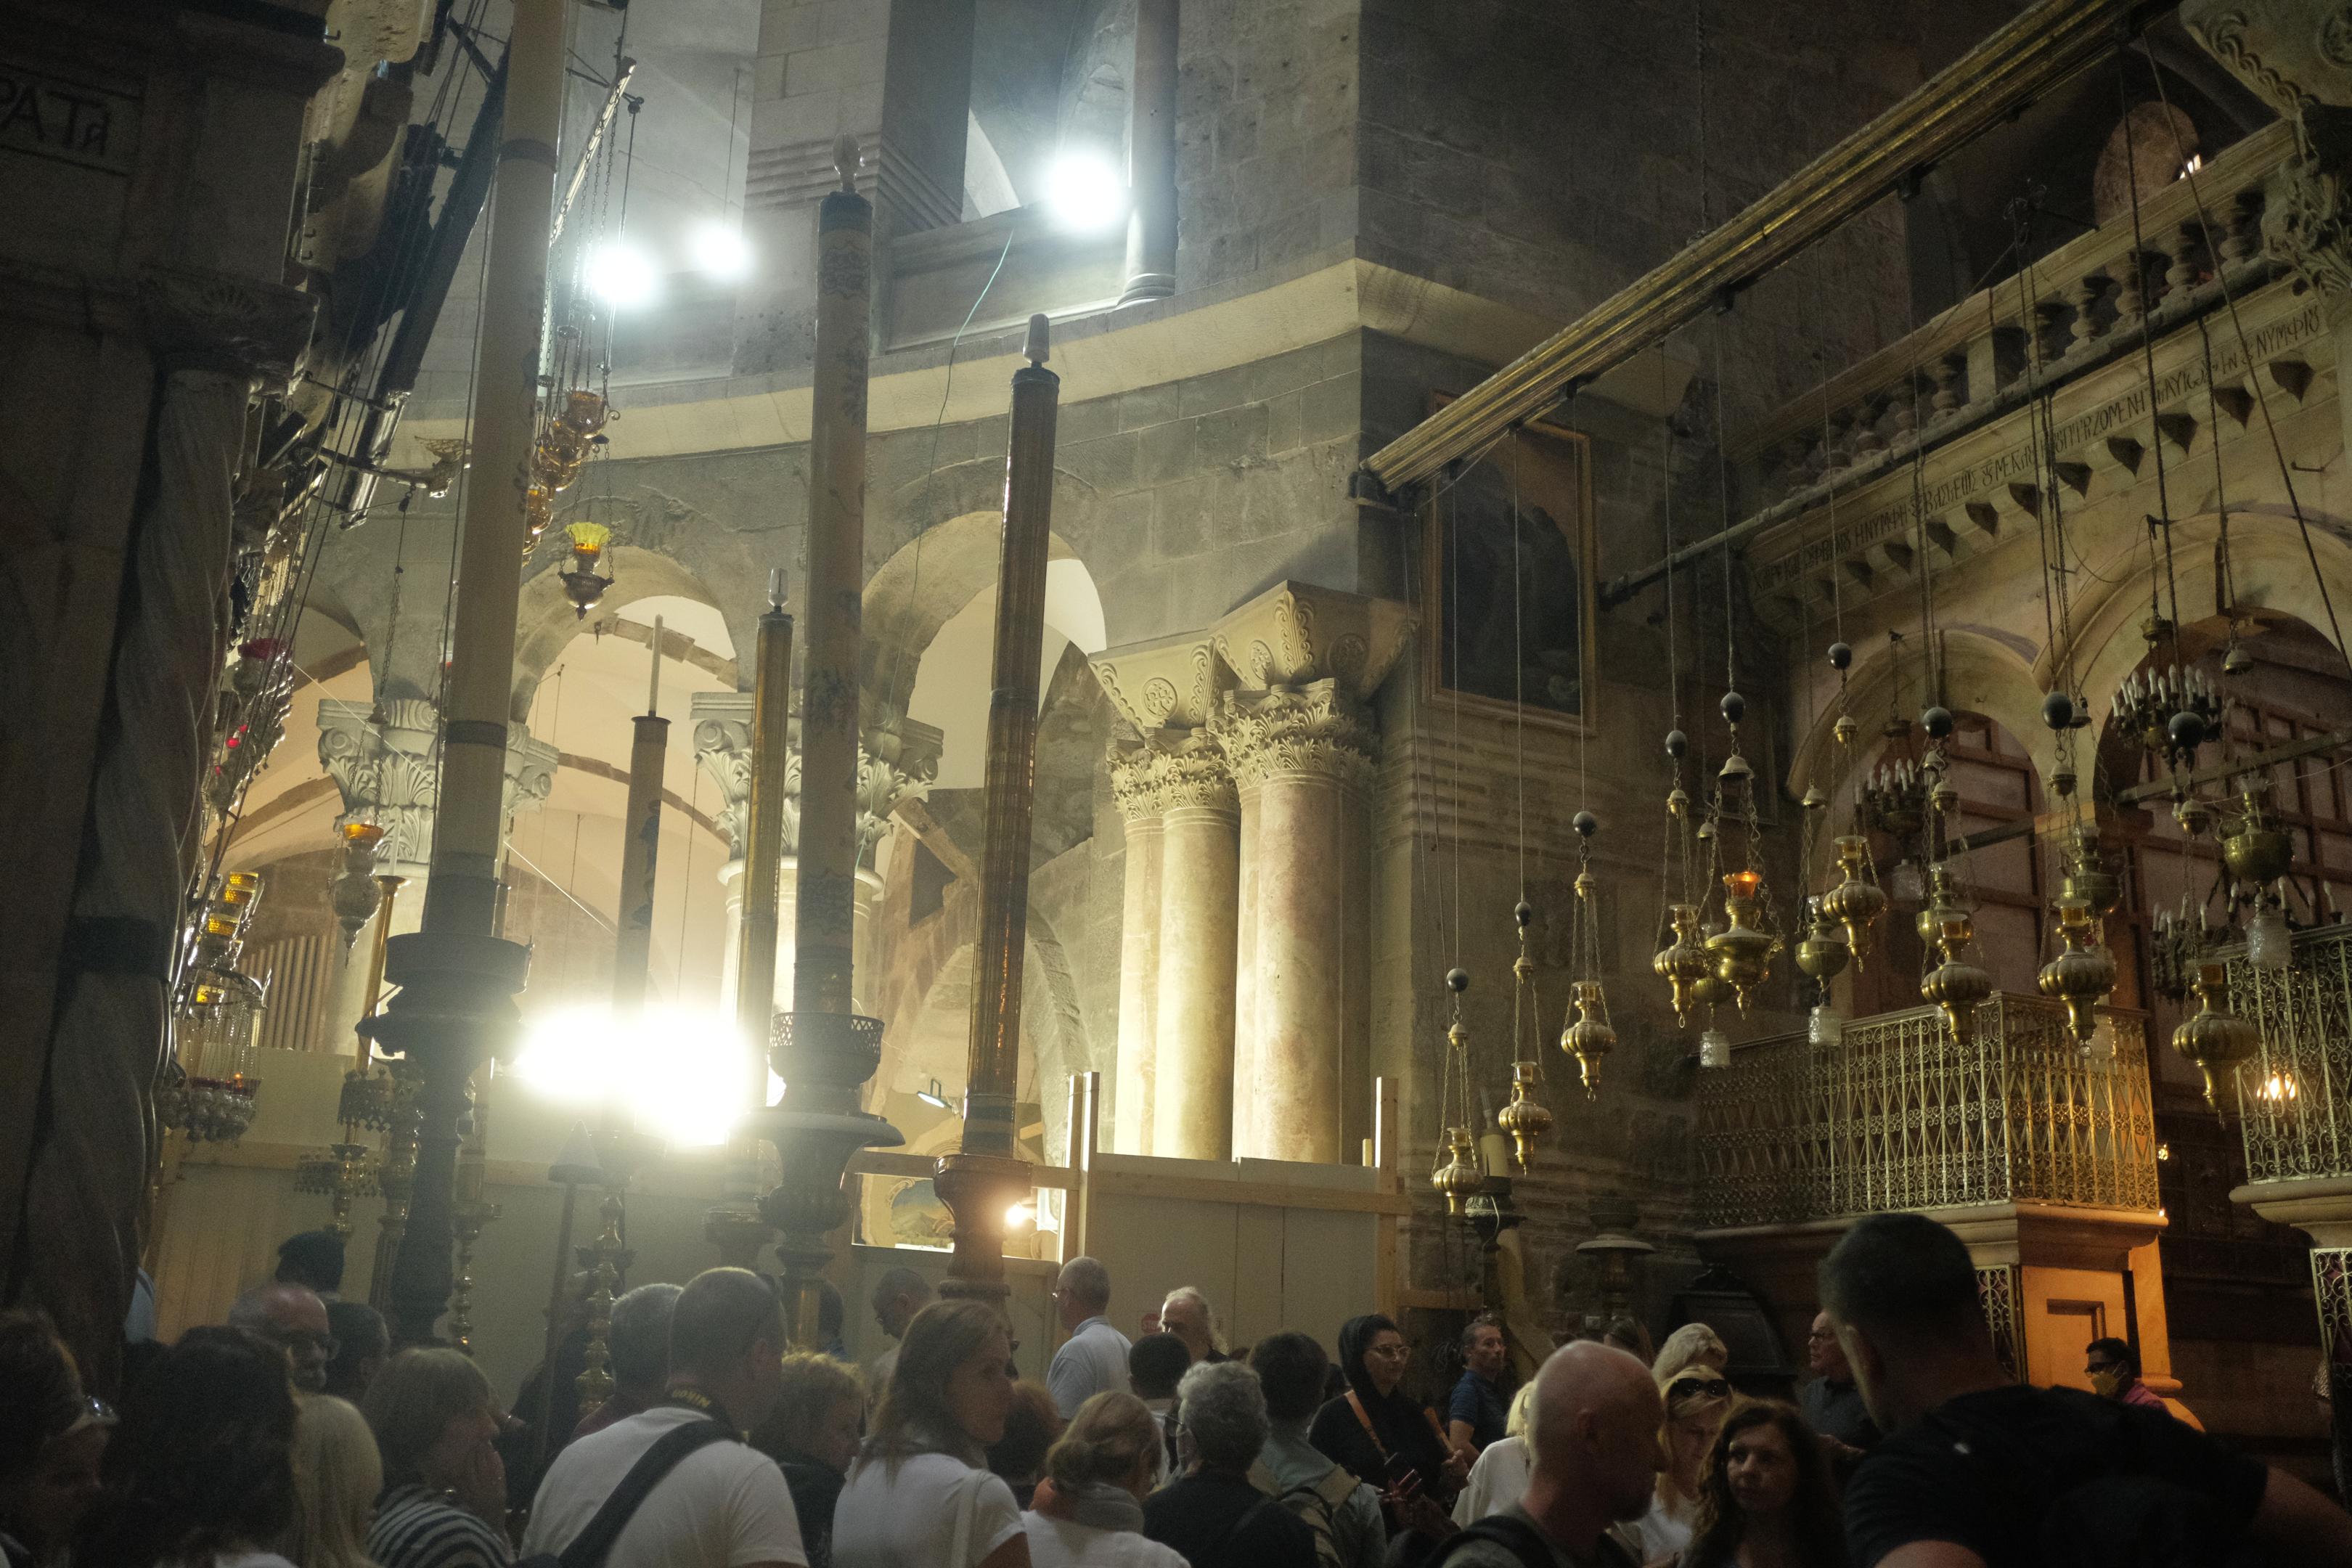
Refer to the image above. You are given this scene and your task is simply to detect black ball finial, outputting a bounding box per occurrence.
[1720,690,1747,725]
[2042,691,2075,732]
[1573,810,1598,838]
[1829,641,1853,671]
[2168,709,2207,751]
[1514,900,1535,929]
[1922,705,1954,739]
[1665,728,1689,759]
[1445,967,1471,995]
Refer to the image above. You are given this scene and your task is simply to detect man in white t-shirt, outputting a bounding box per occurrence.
[1046,1256,1131,1420]
[522,1267,807,1568]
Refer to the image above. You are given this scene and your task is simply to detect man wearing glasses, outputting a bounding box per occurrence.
[1801,1308,1879,1452]
[1047,1256,1131,1419]
[227,1281,335,1393]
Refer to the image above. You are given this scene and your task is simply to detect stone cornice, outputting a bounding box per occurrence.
[1093,581,1416,736]
[1214,681,1377,793]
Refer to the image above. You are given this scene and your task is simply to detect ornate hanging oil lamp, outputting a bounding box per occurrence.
[1653,902,1712,1026]
[559,520,616,618]
[1707,869,1776,1016]
[1554,810,1617,1096]
[2172,960,2261,1112]
[2035,897,2116,1046]
[1431,965,1482,1215]
[1820,836,1887,971]
[329,820,387,950]
[1431,1124,1484,1217]
[1920,899,1993,1046]
[1794,896,1850,1044]
[1499,901,1552,1169]
[2220,789,2293,895]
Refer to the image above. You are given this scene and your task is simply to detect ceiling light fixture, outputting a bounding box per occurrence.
[587,242,661,309]
[1045,150,1128,232]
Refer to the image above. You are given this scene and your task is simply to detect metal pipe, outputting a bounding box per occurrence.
[369,0,568,1347]
[1119,0,1178,306]
[938,314,1059,1304]
[736,578,793,1082]
[1358,0,2153,496]
[613,616,668,1015]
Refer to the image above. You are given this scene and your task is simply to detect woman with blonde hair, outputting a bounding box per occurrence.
[1451,1381,1538,1525]
[1021,1392,1185,1568]
[749,1352,865,1568]
[1633,1365,1734,1561]
[285,1396,382,1568]
[833,1299,1031,1568]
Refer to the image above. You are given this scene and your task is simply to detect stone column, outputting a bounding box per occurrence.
[1120,0,1178,305]
[1218,682,1376,1164]
[1108,746,1165,1154]
[690,694,938,1017]
[1148,731,1239,1160]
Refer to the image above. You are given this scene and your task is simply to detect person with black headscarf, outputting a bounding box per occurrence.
[1309,1315,1462,1543]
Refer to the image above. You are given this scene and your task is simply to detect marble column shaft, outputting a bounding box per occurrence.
[1219,682,1375,1164]
[1145,732,1239,1160]
[1109,754,1164,1155]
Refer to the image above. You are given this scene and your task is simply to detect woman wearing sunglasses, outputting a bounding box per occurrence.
[1633,1371,1734,1561]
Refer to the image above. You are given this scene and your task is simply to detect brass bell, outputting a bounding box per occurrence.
[2035,898,2116,1045]
[2172,961,2261,1113]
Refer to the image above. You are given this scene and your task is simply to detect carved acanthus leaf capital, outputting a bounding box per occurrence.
[1214,680,1378,792]
[140,267,317,388]
[2263,106,2352,295]
[689,692,941,865]
[318,699,552,872]
[1108,727,1236,821]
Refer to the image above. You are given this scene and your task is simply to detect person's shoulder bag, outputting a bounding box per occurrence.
[516,1418,732,1568]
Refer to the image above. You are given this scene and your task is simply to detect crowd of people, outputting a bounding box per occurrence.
[7,1213,2352,1568]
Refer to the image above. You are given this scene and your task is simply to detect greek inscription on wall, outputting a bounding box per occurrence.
[1752,300,2327,590]
[0,62,139,175]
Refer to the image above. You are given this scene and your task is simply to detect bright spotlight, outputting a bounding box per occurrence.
[917,1077,953,1111]
[587,242,661,309]
[1045,151,1128,232]
[1005,1201,1034,1230]
[691,222,753,280]
[511,1003,750,1147]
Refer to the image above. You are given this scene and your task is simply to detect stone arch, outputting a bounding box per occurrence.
[2054,509,2352,740]
[513,546,732,719]
[1787,625,2054,876]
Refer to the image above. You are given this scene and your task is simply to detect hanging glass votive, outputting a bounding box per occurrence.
[1698,1026,1731,1069]
[1808,1005,1845,1047]
[2245,906,2291,972]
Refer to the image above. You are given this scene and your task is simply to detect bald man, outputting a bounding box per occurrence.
[1434,1341,1659,1567]
[226,1281,334,1393]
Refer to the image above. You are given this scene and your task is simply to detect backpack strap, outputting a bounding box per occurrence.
[556,1418,733,1568]
[1437,1514,1557,1568]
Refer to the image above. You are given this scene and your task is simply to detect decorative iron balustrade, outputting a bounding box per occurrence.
[1694,995,2159,1230]
[2232,925,2352,1185]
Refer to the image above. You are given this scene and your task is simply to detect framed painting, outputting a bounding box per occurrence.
[1421,396,1596,732]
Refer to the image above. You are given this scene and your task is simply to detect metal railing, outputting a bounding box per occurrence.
[2233,926,2352,1185]
[1695,995,2159,1230]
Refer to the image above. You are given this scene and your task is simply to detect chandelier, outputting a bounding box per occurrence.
[162,872,270,1143]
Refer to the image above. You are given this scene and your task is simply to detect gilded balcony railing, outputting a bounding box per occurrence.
[1695,995,2159,1230]
[2231,926,2352,1185]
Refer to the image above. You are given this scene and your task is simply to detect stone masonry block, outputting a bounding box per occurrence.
[1058,431,1140,494]
[1055,394,1118,448]
[1193,404,1269,467]
[1180,364,1254,420]
[761,0,820,52]
[817,0,886,44]
[1119,383,1181,431]
[1153,475,1212,560]
[1299,372,1361,446]
[786,36,886,98]
[1137,420,1196,486]
[1265,391,1302,457]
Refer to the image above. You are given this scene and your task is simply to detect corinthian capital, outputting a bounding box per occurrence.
[690,692,942,866]
[1214,680,1377,793]
[1107,727,1237,820]
[318,698,554,875]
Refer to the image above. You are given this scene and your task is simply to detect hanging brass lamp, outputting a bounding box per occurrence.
[2221,791,2293,891]
[1431,1124,1484,1217]
[1557,979,1617,1098]
[1921,909,1993,1045]
[1819,835,1886,971]
[2173,960,2261,1112]
[1496,1061,1552,1168]
[1652,902,1712,1025]
[559,521,616,618]
[2058,831,2123,919]
[1794,896,1852,989]
[1706,870,1776,1015]
[2035,897,2116,1045]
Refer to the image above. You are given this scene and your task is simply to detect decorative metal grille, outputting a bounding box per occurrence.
[2234,926,2352,1184]
[1694,995,2159,1229]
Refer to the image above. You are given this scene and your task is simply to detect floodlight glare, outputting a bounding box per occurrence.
[511,1003,748,1147]
[691,222,753,280]
[1045,151,1128,232]
[587,242,661,309]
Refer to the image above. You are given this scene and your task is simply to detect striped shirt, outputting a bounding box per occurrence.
[368,1485,513,1568]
